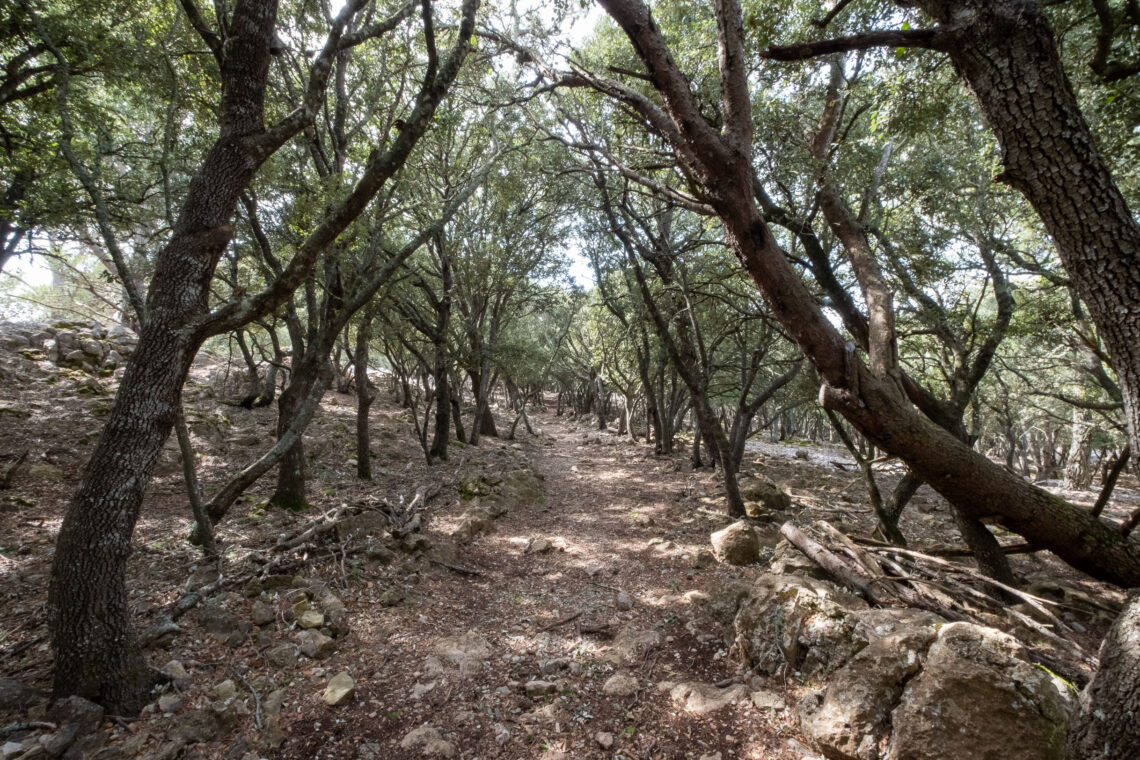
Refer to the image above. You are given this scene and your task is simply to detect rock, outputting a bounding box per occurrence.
[616,591,634,610]
[689,549,717,569]
[158,694,183,713]
[632,513,654,526]
[161,660,190,681]
[539,658,571,675]
[362,538,395,564]
[452,507,493,543]
[379,588,405,607]
[46,695,103,732]
[668,682,750,713]
[602,674,639,697]
[603,626,662,664]
[251,600,276,627]
[298,610,325,629]
[411,681,437,700]
[699,754,722,760]
[44,695,104,756]
[79,339,104,359]
[769,538,832,580]
[263,690,285,716]
[0,678,41,710]
[336,511,389,541]
[213,679,238,701]
[710,520,760,565]
[885,623,1073,760]
[402,533,432,553]
[733,573,867,678]
[525,680,558,698]
[2,741,25,759]
[595,731,614,749]
[266,644,298,668]
[195,604,246,638]
[299,629,336,659]
[740,477,792,513]
[323,671,355,706]
[751,690,786,711]
[434,631,492,675]
[399,726,456,757]
[529,538,553,554]
[799,628,937,760]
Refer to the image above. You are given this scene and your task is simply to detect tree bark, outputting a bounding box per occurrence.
[355,309,375,479]
[594,0,1140,585]
[910,0,1140,469]
[1069,592,1140,757]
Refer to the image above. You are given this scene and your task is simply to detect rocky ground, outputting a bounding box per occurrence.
[0,322,1132,760]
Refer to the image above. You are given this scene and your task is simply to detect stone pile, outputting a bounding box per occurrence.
[0,319,137,374]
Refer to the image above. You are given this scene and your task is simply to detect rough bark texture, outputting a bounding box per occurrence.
[1069,592,1140,757]
[910,0,1140,466]
[595,0,1140,585]
[355,310,375,479]
[46,0,283,712]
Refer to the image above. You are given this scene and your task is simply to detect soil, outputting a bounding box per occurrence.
[0,353,1131,760]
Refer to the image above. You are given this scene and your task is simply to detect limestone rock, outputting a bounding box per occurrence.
[689,548,717,568]
[452,507,493,543]
[668,682,750,714]
[740,477,792,513]
[213,679,237,701]
[323,671,355,706]
[885,623,1073,760]
[799,628,937,760]
[298,610,325,629]
[733,573,867,678]
[751,690,786,711]
[399,726,456,757]
[299,629,336,659]
[603,626,662,664]
[595,731,614,749]
[602,674,639,697]
[710,521,760,565]
[525,680,558,698]
[769,538,831,580]
[161,660,190,681]
[615,591,634,610]
[251,600,276,627]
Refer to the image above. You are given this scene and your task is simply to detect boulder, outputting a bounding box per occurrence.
[733,573,867,678]
[603,626,662,664]
[886,623,1073,760]
[799,628,937,760]
[710,521,760,565]
[452,506,493,543]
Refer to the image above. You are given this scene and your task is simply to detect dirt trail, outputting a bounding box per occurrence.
[276,409,800,760]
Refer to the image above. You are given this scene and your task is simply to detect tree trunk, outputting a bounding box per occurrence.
[355,310,375,479]
[1069,592,1140,757]
[272,354,325,510]
[47,0,284,712]
[911,0,1140,469]
[1065,408,1095,490]
[597,0,1140,585]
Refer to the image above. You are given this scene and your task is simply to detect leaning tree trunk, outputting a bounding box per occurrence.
[910,0,1140,470]
[1069,592,1140,757]
[597,0,1140,585]
[1065,407,1095,490]
[46,0,284,712]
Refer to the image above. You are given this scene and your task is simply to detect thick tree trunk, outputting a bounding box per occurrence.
[46,0,284,712]
[1069,592,1140,757]
[597,0,1140,585]
[912,0,1140,465]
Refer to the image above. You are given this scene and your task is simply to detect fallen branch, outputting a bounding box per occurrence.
[538,610,582,632]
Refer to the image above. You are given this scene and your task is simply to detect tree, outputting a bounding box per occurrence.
[46,0,480,711]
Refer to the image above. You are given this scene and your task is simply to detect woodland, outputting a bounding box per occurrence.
[2,0,1140,758]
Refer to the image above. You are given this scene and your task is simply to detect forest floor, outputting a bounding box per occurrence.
[0,353,1134,760]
